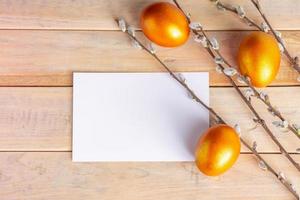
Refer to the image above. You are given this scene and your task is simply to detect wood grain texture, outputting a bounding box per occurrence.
[0,87,299,152]
[0,0,299,30]
[0,30,299,86]
[0,0,299,199]
[0,87,71,151]
[0,152,299,200]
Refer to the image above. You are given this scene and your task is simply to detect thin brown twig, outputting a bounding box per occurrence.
[116,18,299,199]
[215,0,300,75]
[204,27,300,140]
[212,0,300,140]
[250,0,300,74]
[173,0,300,172]
[215,2,263,31]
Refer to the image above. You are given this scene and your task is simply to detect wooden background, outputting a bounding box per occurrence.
[0,0,299,199]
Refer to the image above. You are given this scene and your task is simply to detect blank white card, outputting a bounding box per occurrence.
[73,72,209,162]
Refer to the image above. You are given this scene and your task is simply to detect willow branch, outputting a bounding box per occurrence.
[250,0,300,74]
[215,1,263,31]
[172,0,300,172]
[116,18,299,199]
[212,0,300,139]
[214,0,300,75]
[212,1,300,140]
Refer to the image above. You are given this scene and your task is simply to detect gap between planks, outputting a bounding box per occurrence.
[0,150,297,155]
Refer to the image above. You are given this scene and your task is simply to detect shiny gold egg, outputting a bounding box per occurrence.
[238,32,281,87]
[140,2,190,47]
[195,124,241,176]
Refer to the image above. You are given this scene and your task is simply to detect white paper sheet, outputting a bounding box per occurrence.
[73,72,209,162]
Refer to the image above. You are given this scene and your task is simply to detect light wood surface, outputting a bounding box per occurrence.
[0,30,299,86]
[0,87,299,153]
[0,0,299,30]
[0,152,299,200]
[0,0,299,199]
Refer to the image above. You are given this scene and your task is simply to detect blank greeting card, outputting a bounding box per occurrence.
[72,72,209,162]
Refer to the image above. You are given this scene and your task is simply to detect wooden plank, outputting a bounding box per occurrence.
[0,0,299,30]
[0,152,299,200]
[0,87,71,151]
[0,87,299,152]
[0,30,299,86]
